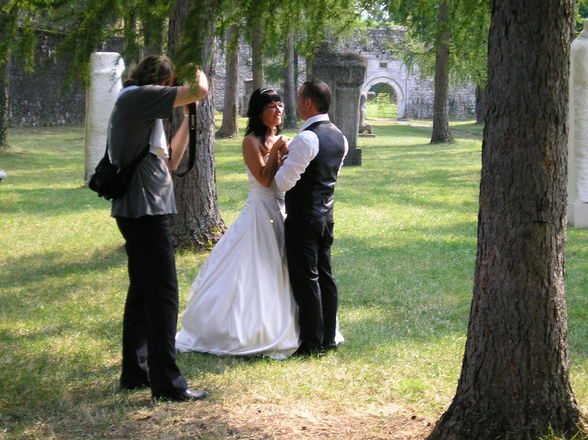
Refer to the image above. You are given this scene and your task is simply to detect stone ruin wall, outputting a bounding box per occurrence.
[9,28,475,126]
[406,76,476,120]
[8,30,122,127]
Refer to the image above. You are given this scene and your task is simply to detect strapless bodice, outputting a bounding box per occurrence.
[246,162,284,201]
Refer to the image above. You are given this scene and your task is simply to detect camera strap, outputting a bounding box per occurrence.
[174,101,197,178]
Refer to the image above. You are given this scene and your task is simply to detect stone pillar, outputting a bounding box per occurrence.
[569,20,588,227]
[312,49,367,166]
[84,52,125,183]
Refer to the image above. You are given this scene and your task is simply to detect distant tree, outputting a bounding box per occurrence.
[0,5,17,149]
[244,0,267,90]
[385,0,489,143]
[122,0,141,63]
[282,29,297,129]
[427,0,588,438]
[138,0,169,56]
[216,3,240,139]
[431,0,452,143]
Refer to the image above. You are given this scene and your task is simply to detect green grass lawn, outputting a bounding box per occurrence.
[1,119,587,439]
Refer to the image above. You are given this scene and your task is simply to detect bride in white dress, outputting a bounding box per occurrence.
[176,88,300,359]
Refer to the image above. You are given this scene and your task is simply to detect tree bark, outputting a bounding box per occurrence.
[430,0,452,143]
[427,1,586,439]
[216,24,240,138]
[169,0,225,249]
[283,29,297,129]
[251,19,264,90]
[475,84,486,125]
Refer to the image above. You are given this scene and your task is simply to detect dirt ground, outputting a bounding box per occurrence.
[121,400,434,440]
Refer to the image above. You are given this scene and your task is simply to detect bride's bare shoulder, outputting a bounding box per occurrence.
[242,134,264,152]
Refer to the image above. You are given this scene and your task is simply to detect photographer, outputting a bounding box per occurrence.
[108,55,209,401]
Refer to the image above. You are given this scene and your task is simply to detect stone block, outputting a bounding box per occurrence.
[312,48,367,166]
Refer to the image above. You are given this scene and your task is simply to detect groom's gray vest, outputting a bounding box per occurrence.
[285,120,346,221]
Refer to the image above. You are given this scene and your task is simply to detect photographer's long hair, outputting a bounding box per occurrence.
[124,55,175,87]
[245,88,282,147]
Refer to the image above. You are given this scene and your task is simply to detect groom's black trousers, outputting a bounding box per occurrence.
[116,214,187,397]
[285,215,338,351]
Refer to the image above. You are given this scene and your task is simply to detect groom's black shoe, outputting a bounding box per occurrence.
[293,344,325,357]
[152,388,209,402]
[322,343,339,352]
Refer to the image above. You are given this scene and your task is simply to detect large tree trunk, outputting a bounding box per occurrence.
[427,1,586,439]
[216,23,240,138]
[475,84,486,125]
[430,0,452,143]
[283,29,297,129]
[169,0,225,249]
[251,19,264,90]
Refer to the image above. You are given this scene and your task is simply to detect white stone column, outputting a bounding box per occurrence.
[84,52,125,183]
[569,20,588,227]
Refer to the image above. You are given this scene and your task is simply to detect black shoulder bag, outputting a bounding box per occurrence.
[89,143,150,201]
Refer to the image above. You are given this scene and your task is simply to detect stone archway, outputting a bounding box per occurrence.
[362,76,406,119]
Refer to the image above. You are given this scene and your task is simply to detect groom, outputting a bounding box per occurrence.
[275,79,348,356]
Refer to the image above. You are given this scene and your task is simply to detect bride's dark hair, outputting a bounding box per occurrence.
[245,88,283,147]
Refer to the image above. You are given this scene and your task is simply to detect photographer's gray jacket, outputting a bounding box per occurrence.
[107,85,178,218]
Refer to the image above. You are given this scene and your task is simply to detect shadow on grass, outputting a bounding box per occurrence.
[0,245,126,319]
[2,185,108,215]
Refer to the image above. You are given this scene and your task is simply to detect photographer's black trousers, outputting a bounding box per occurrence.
[116,214,187,398]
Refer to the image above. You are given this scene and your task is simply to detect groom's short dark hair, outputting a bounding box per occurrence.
[301,79,331,113]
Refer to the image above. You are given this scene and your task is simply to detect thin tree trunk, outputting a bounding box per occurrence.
[0,7,15,150]
[216,24,239,138]
[283,29,297,129]
[475,84,486,125]
[169,0,225,249]
[427,0,586,438]
[430,0,452,143]
[294,45,299,86]
[141,9,165,56]
[123,0,140,64]
[251,19,264,90]
[0,53,8,150]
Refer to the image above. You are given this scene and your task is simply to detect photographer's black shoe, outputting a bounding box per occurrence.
[152,388,209,402]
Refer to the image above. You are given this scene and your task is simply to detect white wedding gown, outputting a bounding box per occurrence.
[175,164,300,359]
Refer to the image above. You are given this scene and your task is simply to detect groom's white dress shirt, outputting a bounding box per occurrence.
[275,113,348,193]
